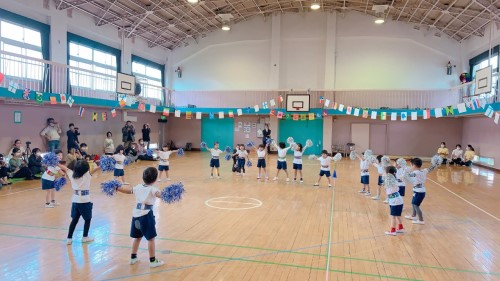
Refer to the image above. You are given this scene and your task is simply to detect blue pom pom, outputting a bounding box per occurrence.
[266,138,273,145]
[224,146,232,153]
[224,154,232,161]
[246,160,252,167]
[200,142,207,149]
[99,156,116,172]
[42,152,60,167]
[54,177,67,191]
[160,182,185,204]
[177,148,184,156]
[245,141,254,148]
[146,149,154,157]
[124,156,132,166]
[101,179,122,197]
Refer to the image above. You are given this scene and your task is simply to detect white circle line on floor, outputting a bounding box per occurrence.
[205,196,263,210]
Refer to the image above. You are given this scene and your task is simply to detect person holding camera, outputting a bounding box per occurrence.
[41,118,62,152]
[122,121,135,149]
[66,123,80,153]
[142,124,151,149]
[7,139,26,158]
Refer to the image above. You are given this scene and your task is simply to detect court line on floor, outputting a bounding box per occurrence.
[1,222,498,276]
[0,232,421,281]
[0,187,41,197]
[428,179,500,222]
[324,183,336,280]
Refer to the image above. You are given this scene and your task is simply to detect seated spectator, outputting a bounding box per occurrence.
[28,148,45,175]
[9,148,39,180]
[437,142,449,165]
[79,143,89,158]
[462,145,475,167]
[125,143,139,163]
[0,154,11,185]
[450,144,463,166]
[66,147,82,166]
[7,139,26,158]
[137,139,155,161]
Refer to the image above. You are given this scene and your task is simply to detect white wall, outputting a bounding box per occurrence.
[171,12,463,91]
[1,0,169,68]
[463,22,500,69]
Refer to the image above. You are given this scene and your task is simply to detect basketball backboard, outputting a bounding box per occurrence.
[286,94,310,112]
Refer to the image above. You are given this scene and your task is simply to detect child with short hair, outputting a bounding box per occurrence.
[157,144,178,182]
[66,160,100,245]
[395,158,407,197]
[42,150,67,208]
[207,142,223,179]
[272,141,293,182]
[66,147,82,167]
[405,157,438,224]
[0,158,10,186]
[116,167,164,268]
[253,144,268,180]
[232,144,248,176]
[357,152,371,196]
[79,143,89,158]
[113,145,129,185]
[292,143,309,183]
[313,150,333,188]
[372,155,385,201]
[384,166,405,236]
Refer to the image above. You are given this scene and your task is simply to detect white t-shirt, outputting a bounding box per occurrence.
[293,150,304,164]
[237,150,248,158]
[113,154,126,169]
[158,151,173,166]
[67,169,92,203]
[396,167,407,186]
[42,166,61,181]
[256,149,266,158]
[375,163,384,175]
[408,169,428,193]
[451,148,463,159]
[210,149,223,157]
[384,174,403,206]
[359,159,370,176]
[318,156,332,171]
[132,184,161,218]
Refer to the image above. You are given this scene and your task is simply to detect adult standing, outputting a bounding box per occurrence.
[121,121,135,149]
[141,124,151,149]
[262,123,271,153]
[41,118,62,152]
[66,123,80,153]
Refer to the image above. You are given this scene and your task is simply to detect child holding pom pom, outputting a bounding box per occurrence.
[65,160,100,245]
[355,152,371,196]
[42,150,67,208]
[292,143,309,183]
[206,142,223,179]
[113,145,129,185]
[371,155,386,201]
[272,141,293,182]
[232,144,248,176]
[395,158,408,197]
[157,144,178,182]
[115,167,165,268]
[252,144,268,180]
[384,166,405,236]
[313,150,334,188]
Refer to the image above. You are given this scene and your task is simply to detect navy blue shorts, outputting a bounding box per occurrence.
[42,179,54,190]
[378,176,384,186]
[319,170,331,177]
[390,204,403,216]
[158,165,169,171]
[257,159,266,168]
[71,202,93,220]
[237,158,245,169]
[293,163,303,170]
[130,211,157,241]
[412,192,426,206]
[398,186,406,196]
[210,159,220,168]
[277,161,287,170]
[360,175,369,184]
[114,169,124,177]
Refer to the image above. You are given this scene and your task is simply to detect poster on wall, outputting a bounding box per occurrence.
[244,122,251,127]
[243,127,251,133]
[14,111,22,124]
[252,123,256,128]
[238,122,243,128]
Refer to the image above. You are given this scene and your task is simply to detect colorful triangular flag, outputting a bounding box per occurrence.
[163,108,169,116]
[229,111,234,118]
[353,108,360,116]
[78,107,85,117]
[445,106,454,116]
[60,94,66,104]
[391,112,397,121]
[270,109,276,116]
[346,106,352,115]
[278,95,284,103]
[475,99,482,109]
[50,96,57,105]
[494,112,499,124]
[119,99,126,108]
[219,111,224,119]
[319,96,324,104]
[380,112,387,120]
[92,112,98,121]
[324,99,330,107]
[8,81,18,93]
[67,95,74,107]
[434,108,443,118]
[138,102,146,112]
[401,112,407,121]
[175,110,181,117]
[293,114,299,121]
[323,109,328,117]
[333,102,338,110]
[338,104,344,112]
[277,111,283,119]
[457,103,466,113]
[35,92,43,104]
[186,111,192,119]
[371,111,377,119]
[270,99,276,107]
[149,105,156,113]
[209,112,214,119]
[309,113,315,120]
[23,88,30,100]
[102,112,107,121]
[423,109,430,119]
[411,111,417,121]
[362,110,369,118]
[237,109,243,116]
[196,112,202,119]
[484,105,494,118]
[254,105,260,112]
[111,109,117,118]
[300,114,307,121]
[262,102,268,109]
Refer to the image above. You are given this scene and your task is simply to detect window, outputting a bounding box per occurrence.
[67,33,120,92]
[0,20,43,80]
[469,48,499,100]
[132,56,164,100]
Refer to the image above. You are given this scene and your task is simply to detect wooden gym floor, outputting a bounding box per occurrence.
[0,153,498,281]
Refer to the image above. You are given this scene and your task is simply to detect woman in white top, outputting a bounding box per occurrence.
[104,131,115,155]
[450,144,463,166]
[40,118,62,152]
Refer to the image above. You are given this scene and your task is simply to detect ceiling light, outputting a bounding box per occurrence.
[222,22,230,31]
[374,16,384,24]
[311,2,320,10]
[218,14,233,31]
[187,0,198,3]
[372,5,388,25]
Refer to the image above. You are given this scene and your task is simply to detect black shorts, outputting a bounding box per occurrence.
[130,211,157,241]
[412,192,426,206]
[277,161,287,170]
[360,175,369,184]
[319,170,331,177]
[237,158,245,168]
[71,202,93,221]
[390,204,403,216]
[114,169,124,177]
[210,159,220,168]
[42,179,55,190]
[257,159,266,168]
[293,163,302,170]
[398,186,406,196]
[378,176,384,186]
[158,165,169,171]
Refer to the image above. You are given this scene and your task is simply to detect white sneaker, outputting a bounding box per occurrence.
[265,177,269,181]
[158,179,163,182]
[358,189,366,193]
[66,239,72,245]
[150,259,164,268]
[300,180,304,183]
[405,215,417,220]
[209,176,213,179]
[273,177,277,181]
[313,183,319,186]
[412,220,425,225]
[167,178,171,181]
[372,195,380,200]
[364,192,371,196]
[130,258,139,265]
[396,228,405,233]
[286,178,290,182]
[122,182,130,185]
[383,198,389,204]
[328,184,332,188]
[217,176,221,179]
[257,177,261,179]
[45,203,55,208]
[51,201,60,206]
[82,237,94,243]
[385,231,397,236]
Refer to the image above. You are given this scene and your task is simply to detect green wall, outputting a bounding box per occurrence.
[278,119,323,155]
[201,118,234,151]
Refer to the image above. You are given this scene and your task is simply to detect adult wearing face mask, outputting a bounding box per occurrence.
[66,123,80,153]
[41,118,62,152]
[437,142,449,165]
[28,148,45,175]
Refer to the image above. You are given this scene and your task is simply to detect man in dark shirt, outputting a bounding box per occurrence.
[66,123,80,153]
[122,121,135,149]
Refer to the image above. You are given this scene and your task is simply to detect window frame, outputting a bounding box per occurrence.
[469,46,499,99]
[131,55,165,101]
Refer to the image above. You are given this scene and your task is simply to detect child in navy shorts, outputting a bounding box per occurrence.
[157,144,177,182]
[292,143,309,183]
[113,145,129,185]
[384,166,404,236]
[356,151,371,196]
[272,141,293,182]
[313,150,333,188]
[232,144,248,176]
[252,144,268,180]
[395,158,407,197]
[41,149,67,208]
[405,158,438,225]
[207,142,223,179]
[116,167,164,268]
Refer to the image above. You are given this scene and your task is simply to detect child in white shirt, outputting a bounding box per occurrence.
[313,150,333,188]
[157,144,178,182]
[272,141,293,182]
[113,145,129,185]
[207,142,223,179]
